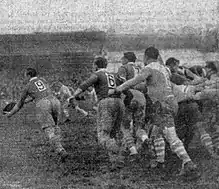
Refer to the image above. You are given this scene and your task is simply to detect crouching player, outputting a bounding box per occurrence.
[117,52,149,156]
[51,81,88,123]
[192,78,219,154]
[68,57,138,170]
[5,68,68,161]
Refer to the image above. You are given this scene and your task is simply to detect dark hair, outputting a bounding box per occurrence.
[123,52,137,62]
[94,57,107,69]
[166,57,180,67]
[189,66,204,77]
[144,47,159,60]
[205,61,217,72]
[26,68,37,77]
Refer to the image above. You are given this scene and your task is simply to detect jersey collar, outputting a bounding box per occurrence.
[97,68,107,72]
[30,77,38,81]
[127,62,135,65]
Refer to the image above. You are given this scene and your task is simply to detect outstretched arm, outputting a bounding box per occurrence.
[68,74,98,107]
[7,88,28,118]
[116,67,152,93]
[24,97,34,104]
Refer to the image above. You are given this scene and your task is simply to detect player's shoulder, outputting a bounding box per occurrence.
[145,61,160,69]
[28,76,48,89]
[120,64,128,69]
[95,68,109,76]
[29,76,46,83]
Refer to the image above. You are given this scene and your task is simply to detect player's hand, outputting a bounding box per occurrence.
[191,92,202,101]
[67,96,78,108]
[108,89,116,96]
[108,88,121,96]
[3,111,12,118]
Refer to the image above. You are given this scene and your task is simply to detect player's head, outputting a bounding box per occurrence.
[25,68,37,80]
[166,57,180,73]
[205,61,218,73]
[93,57,108,71]
[121,52,137,65]
[143,47,159,65]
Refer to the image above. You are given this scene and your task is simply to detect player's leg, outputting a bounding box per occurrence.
[150,124,166,167]
[212,104,219,154]
[182,101,216,157]
[96,98,121,160]
[133,101,148,144]
[109,99,126,169]
[121,106,139,162]
[75,105,88,116]
[36,98,66,156]
[155,101,200,179]
[62,101,71,123]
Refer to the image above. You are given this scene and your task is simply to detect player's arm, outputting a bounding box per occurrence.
[68,74,98,102]
[170,73,190,85]
[24,97,34,104]
[7,88,28,117]
[117,66,127,82]
[115,67,151,93]
[187,77,207,85]
[185,69,207,85]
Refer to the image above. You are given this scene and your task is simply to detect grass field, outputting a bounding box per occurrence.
[0,101,219,189]
[0,49,219,189]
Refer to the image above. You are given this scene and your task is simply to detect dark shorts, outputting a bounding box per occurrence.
[175,101,203,127]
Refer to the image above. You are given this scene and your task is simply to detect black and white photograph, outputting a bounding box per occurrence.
[0,0,219,188]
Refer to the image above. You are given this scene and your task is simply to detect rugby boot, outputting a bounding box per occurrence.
[180,161,201,181]
[58,149,69,163]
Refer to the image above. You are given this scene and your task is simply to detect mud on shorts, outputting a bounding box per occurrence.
[122,89,146,137]
[149,97,178,131]
[36,96,61,130]
[97,97,125,153]
[176,100,203,127]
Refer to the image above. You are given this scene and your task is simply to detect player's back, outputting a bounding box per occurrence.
[94,69,122,101]
[118,63,141,81]
[27,77,53,102]
[144,62,174,102]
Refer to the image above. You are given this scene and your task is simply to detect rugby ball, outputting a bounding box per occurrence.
[2,102,16,114]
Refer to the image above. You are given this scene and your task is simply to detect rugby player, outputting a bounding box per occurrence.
[51,81,88,123]
[68,57,138,169]
[117,52,149,149]
[109,47,201,179]
[166,58,217,158]
[5,68,68,161]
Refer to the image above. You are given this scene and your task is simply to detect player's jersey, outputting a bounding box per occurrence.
[117,62,141,81]
[117,62,147,93]
[145,62,174,103]
[79,69,122,101]
[25,77,53,102]
[170,72,190,85]
[117,61,175,104]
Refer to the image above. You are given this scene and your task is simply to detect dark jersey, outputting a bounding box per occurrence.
[17,77,53,109]
[170,73,190,85]
[79,69,122,101]
[117,62,141,81]
[117,62,148,93]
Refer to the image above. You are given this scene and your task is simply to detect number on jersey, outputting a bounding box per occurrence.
[34,80,46,92]
[106,73,116,89]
